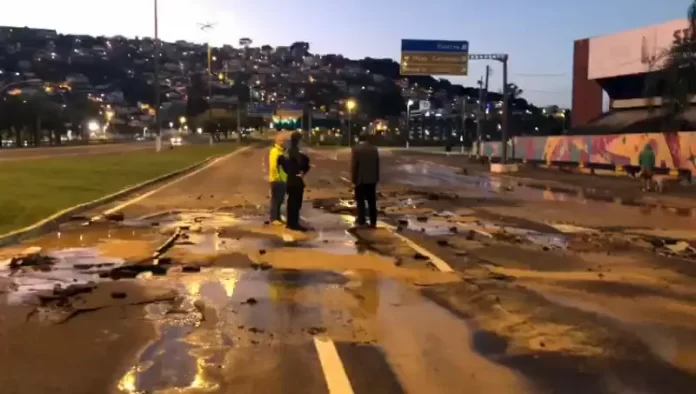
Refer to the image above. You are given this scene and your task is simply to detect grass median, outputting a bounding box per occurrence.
[0,143,242,235]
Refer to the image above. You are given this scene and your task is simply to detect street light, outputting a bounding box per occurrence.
[198,22,215,100]
[406,99,414,148]
[345,99,356,146]
[87,120,100,132]
[153,0,161,152]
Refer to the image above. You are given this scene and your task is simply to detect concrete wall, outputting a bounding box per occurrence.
[572,38,604,127]
[482,132,696,174]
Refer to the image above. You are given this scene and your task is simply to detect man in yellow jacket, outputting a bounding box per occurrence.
[268,133,289,225]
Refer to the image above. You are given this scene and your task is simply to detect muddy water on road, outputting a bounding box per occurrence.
[387,161,696,234]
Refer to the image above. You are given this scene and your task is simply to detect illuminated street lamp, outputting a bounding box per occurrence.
[87,120,100,132]
[406,99,414,147]
[345,99,356,146]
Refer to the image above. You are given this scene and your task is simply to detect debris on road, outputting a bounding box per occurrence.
[104,212,125,222]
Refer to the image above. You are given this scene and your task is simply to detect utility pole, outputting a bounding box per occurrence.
[501,56,510,163]
[475,68,489,156]
[468,54,509,163]
[480,65,490,156]
[153,0,161,152]
[307,108,313,144]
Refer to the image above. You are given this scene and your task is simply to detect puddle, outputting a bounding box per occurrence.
[117,267,359,393]
[396,215,568,249]
[0,247,124,305]
[123,211,259,232]
[395,162,696,218]
[117,324,215,393]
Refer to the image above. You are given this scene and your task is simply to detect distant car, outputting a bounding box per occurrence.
[170,136,183,147]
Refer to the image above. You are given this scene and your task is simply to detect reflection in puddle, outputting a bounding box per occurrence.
[0,248,124,305]
[117,324,216,393]
[117,267,360,393]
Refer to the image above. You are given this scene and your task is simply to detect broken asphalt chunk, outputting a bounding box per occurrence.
[242,297,258,305]
[104,212,125,222]
[182,265,201,273]
[9,248,56,271]
[106,264,169,280]
[305,326,327,336]
[110,292,127,299]
[413,252,429,260]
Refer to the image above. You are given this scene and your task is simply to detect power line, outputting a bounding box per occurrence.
[512,73,567,77]
[524,89,571,95]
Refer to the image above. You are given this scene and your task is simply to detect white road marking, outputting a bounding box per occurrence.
[377,221,455,273]
[336,172,455,273]
[340,176,351,184]
[313,336,355,394]
[95,146,251,219]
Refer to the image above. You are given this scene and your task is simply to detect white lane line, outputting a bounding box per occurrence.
[313,336,355,394]
[336,175,455,273]
[340,176,351,184]
[95,146,251,219]
[377,221,455,273]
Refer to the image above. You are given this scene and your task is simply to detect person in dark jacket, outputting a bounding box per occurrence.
[351,133,380,228]
[278,131,311,231]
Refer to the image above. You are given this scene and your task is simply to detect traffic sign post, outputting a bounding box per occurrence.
[400,39,469,76]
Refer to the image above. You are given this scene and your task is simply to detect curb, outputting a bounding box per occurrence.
[0,150,234,248]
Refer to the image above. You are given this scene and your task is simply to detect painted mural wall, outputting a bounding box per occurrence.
[481,131,696,174]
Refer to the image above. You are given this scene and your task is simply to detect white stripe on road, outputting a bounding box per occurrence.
[336,176,455,273]
[313,336,355,394]
[377,221,455,273]
[97,146,251,218]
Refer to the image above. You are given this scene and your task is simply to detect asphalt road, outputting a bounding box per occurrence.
[0,141,154,161]
[1,144,695,394]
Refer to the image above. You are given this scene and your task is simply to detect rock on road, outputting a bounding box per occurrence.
[0,143,695,394]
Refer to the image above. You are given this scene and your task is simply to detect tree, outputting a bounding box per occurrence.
[646,1,696,117]
[506,83,524,100]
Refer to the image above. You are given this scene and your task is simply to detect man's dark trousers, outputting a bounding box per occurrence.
[269,181,286,222]
[286,185,304,229]
[354,183,377,227]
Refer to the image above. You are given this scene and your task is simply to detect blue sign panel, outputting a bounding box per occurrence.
[400,39,469,76]
[401,39,469,53]
[247,104,275,117]
[277,102,304,111]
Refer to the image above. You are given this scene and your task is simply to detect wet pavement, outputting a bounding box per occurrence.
[1,145,696,393]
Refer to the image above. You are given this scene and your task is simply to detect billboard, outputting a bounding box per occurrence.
[587,19,688,80]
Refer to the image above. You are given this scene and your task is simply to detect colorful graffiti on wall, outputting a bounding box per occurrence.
[482,132,696,174]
